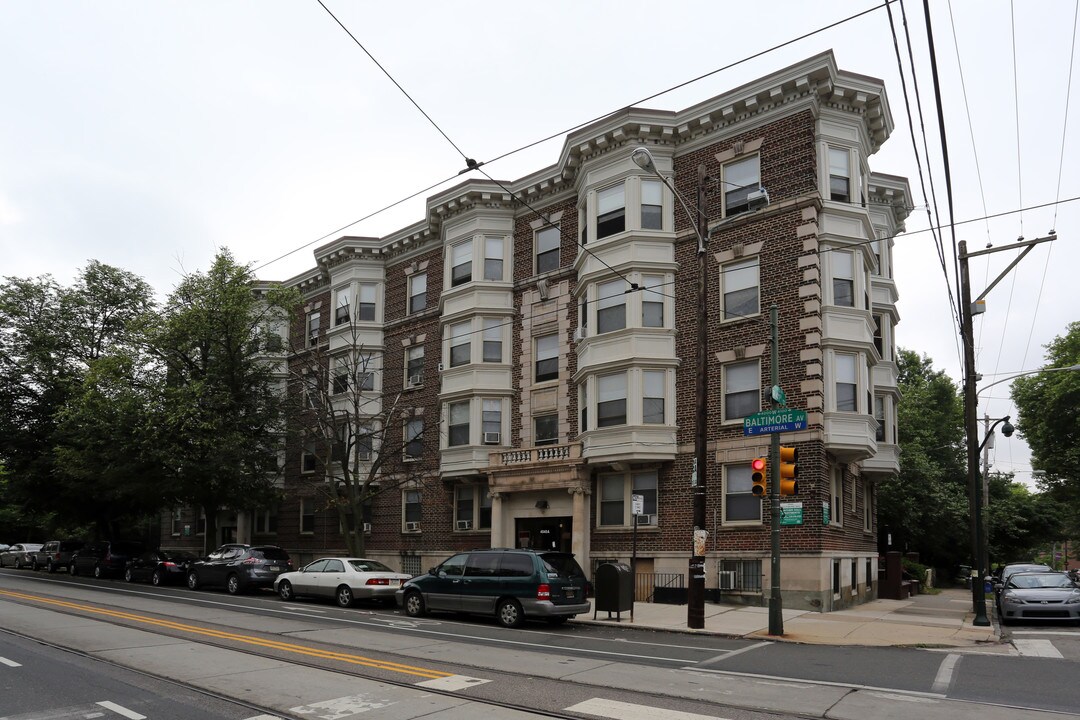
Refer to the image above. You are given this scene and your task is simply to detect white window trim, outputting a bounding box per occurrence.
[830,350,864,413]
[595,471,658,528]
[722,464,762,526]
[721,359,761,424]
[719,256,760,322]
[721,153,761,218]
[402,489,422,531]
[535,224,561,276]
[408,273,427,315]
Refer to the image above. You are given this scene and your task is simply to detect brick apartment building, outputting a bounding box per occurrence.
[164,51,910,612]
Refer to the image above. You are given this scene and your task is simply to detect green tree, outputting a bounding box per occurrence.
[151,250,296,552]
[876,349,970,569]
[1011,321,1080,532]
[986,471,1067,564]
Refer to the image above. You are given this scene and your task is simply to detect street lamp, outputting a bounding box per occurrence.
[632,146,710,629]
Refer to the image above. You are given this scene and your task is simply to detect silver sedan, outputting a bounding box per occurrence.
[274,557,412,608]
[0,543,43,569]
[999,572,1080,625]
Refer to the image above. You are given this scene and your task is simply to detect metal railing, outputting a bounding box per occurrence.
[635,572,684,603]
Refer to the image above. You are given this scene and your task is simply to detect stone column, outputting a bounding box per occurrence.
[569,485,590,572]
[489,491,504,548]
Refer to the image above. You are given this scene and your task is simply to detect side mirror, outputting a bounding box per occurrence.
[428,567,437,576]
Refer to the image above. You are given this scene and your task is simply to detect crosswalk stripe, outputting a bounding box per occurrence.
[0,656,22,667]
[565,698,730,720]
[95,701,146,719]
[242,716,283,720]
[1013,639,1064,658]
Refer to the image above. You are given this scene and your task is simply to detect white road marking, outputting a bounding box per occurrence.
[243,715,284,720]
[931,653,960,694]
[1012,630,1080,636]
[282,605,325,613]
[96,701,147,719]
[0,656,22,667]
[701,640,770,665]
[1013,639,1064,658]
[289,693,395,717]
[565,698,730,719]
[417,674,492,692]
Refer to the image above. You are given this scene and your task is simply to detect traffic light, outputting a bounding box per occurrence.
[779,446,799,495]
[751,457,768,496]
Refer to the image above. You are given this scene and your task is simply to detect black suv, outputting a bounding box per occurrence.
[186,544,293,595]
[70,540,145,579]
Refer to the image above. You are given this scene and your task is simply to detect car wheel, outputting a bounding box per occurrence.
[69,562,79,577]
[186,571,200,590]
[151,570,163,586]
[277,580,294,601]
[124,568,133,582]
[46,560,55,573]
[336,585,354,608]
[404,590,426,618]
[93,565,104,579]
[14,558,22,569]
[31,559,38,571]
[496,598,524,628]
[226,574,241,595]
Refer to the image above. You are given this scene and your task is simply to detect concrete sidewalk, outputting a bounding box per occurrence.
[573,587,1002,649]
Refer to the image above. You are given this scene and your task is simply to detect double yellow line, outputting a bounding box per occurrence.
[0,589,451,680]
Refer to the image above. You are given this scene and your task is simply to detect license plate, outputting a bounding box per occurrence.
[565,589,576,599]
[392,578,402,586]
[266,566,280,572]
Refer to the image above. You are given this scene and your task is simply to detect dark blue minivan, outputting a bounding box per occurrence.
[396,548,590,628]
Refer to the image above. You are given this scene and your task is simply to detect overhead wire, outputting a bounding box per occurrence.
[1020,0,1078,370]
[257,0,898,274]
[887,0,964,370]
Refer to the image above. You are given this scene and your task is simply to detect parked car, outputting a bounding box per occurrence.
[0,543,43,569]
[396,548,590,628]
[69,540,145,579]
[993,562,1053,603]
[998,571,1080,625]
[275,557,412,608]
[124,549,199,585]
[31,540,85,573]
[186,544,293,595]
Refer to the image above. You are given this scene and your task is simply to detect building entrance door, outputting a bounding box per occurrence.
[514,516,572,553]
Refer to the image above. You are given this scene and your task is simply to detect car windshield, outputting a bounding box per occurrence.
[541,553,585,579]
[1003,565,1050,579]
[1009,574,1075,589]
[348,559,393,573]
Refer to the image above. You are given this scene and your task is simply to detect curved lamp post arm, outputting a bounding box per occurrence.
[977,363,1080,398]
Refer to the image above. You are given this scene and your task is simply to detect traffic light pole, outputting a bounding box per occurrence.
[768,303,783,636]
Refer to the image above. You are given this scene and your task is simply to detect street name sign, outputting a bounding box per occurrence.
[743,408,808,436]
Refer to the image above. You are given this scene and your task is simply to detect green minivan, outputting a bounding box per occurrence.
[396,548,590,628]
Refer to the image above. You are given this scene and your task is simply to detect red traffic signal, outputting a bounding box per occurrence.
[751,457,767,496]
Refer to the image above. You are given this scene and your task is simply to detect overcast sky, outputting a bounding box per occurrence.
[2,1,1077,485]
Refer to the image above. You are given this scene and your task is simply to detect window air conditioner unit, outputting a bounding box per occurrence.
[483,431,501,445]
[409,374,422,387]
[356,450,372,461]
[405,521,420,532]
[747,187,770,210]
[456,520,473,531]
[718,570,738,590]
[573,326,587,343]
[635,513,656,526]
[363,522,372,533]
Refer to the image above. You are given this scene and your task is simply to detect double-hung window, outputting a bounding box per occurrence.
[723,361,760,421]
[451,240,472,287]
[482,399,501,443]
[535,225,560,275]
[448,401,470,447]
[535,333,558,382]
[829,147,851,202]
[306,311,320,347]
[357,283,376,321]
[332,357,350,395]
[356,352,375,392]
[722,257,759,320]
[449,321,471,367]
[642,370,665,424]
[599,475,624,526]
[835,353,858,411]
[484,237,504,281]
[482,318,502,363]
[873,314,885,358]
[534,414,557,445]
[596,184,625,239]
[634,471,658,519]
[641,179,662,230]
[335,287,350,325]
[300,499,315,534]
[406,345,424,386]
[874,396,886,442]
[833,251,855,307]
[641,275,664,327]
[455,487,474,529]
[404,419,423,460]
[831,469,844,526]
[597,279,626,333]
[724,465,761,522]
[409,273,427,314]
[597,372,627,427]
[723,155,760,215]
[403,490,421,528]
[302,442,317,473]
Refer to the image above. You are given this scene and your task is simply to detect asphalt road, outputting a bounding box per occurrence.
[2,568,1080,717]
